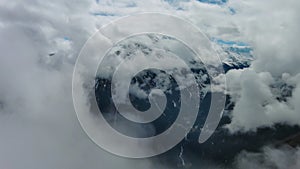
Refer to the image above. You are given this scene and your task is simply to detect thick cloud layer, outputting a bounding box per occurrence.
[0,0,159,168]
[0,0,299,168]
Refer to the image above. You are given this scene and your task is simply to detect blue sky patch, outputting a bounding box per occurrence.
[197,0,227,5]
[212,38,249,46]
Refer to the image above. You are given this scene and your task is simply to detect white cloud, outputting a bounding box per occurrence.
[235,146,300,169]
[225,0,300,132]
[0,0,165,168]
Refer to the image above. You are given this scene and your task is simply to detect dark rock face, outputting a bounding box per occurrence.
[275,132,300,148]
[95,72,300,167]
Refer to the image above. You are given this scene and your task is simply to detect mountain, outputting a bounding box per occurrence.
[93,34,298,168]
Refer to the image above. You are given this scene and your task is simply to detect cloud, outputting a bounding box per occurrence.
[235,146,300,169]
[0,0,166,168]
[225,0,300,132]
